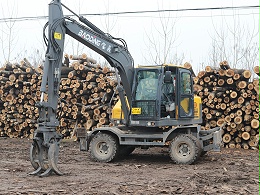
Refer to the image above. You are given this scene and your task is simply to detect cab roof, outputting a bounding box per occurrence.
[136,63,195,76]
[137,63,187,69]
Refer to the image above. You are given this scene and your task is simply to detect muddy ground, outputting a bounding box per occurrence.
[0,137,258,195]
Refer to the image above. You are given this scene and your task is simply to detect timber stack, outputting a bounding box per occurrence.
[0,54,118,139]
[194,61,259,149]
[0,56,259,150]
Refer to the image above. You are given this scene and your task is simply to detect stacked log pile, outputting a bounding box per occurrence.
[194,61,259,149]
[57,54,118,137]
[0,56,259,150]
[0,60,42,138]
[0,54,118,138]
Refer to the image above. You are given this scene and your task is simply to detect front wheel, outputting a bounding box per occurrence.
[169,134,200,164]
[89,133,119,162]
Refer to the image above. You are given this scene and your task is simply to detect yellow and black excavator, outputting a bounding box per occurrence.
[29,0,223,177]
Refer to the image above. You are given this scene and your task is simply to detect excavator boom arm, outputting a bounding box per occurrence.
[64,17,134,110]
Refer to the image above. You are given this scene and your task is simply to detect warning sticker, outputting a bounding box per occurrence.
[132,107,141,114]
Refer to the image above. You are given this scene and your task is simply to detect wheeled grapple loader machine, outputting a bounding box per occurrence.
[29,0,223,176]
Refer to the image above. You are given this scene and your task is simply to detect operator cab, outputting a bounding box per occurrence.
[132,64,194,118]
[111,64,201,127]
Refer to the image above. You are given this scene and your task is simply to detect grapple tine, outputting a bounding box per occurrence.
[30,141,41,170]
[48,143,63,176]
[39,167,53,177]
[51,161,63,176]
[29,167,43,176]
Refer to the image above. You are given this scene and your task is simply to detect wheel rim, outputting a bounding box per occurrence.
[96,142,110,155]
[48,142,63,176]
[177,143,191,157]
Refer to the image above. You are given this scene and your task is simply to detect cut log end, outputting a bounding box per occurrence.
[223,133,232,143]
[251,119,259,129]
[241,132,250,141]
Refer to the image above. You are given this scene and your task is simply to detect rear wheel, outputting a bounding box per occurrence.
[169,134,200,164]
[89,133,119,162]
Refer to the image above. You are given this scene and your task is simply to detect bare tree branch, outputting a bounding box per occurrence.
[143,1,182,65]
[0,1,18,63]
[208,9,259,75]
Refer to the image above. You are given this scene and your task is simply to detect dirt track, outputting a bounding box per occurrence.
[0,137,258,195]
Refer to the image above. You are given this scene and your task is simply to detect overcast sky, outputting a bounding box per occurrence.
[0,0,259,73]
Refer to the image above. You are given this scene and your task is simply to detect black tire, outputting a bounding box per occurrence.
[169,134,200,164]
[119,146,135,157]
[89,133,119,162]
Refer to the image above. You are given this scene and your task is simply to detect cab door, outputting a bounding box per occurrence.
[131,69,161,120]
[177,68,194,118]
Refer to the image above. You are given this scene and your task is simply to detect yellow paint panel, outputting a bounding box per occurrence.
[111,97,129,120]
[112,99,124,119]
[180,98,189,113]
[194,95,201,119]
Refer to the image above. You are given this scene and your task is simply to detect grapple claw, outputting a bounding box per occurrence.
[29,167,43,176]
[30,134,63,177]
[48,142,63,176]
[30,140,41,170]
[36,142,63,177]
[39,167,53,177]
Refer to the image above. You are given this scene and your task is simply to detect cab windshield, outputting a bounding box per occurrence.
[135,70,159,100]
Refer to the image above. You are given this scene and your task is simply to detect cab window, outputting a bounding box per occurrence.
[181,72,191,94]
[135,70,158,100]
